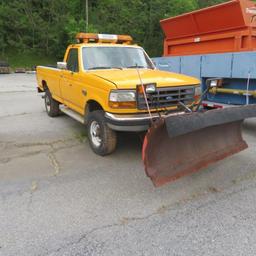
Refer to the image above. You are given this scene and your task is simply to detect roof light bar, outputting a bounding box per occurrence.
[75,33,133,44]
[98,34,118,40]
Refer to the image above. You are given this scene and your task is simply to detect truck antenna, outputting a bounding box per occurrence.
[85,0,89,31]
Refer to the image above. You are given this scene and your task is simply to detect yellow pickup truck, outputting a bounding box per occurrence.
[36,33,200,156]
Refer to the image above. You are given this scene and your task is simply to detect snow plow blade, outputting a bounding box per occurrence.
[142,105,256,187]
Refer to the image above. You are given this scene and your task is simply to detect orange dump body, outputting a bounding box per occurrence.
[161,0,256,56]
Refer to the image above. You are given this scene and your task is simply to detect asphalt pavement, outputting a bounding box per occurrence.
[1,74,256,256]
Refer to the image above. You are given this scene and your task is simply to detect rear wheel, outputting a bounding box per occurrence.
[44,90,60,117]
[87,110,117,156]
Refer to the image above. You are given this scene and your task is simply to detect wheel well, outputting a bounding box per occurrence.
[84,100,103,124]
[87,100,103,112]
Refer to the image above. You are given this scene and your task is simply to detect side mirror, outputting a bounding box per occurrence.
[57,62,67,70]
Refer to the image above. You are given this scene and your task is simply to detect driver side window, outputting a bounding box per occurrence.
[66,48,79,72]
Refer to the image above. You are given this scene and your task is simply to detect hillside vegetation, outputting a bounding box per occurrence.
[0,0,226,68]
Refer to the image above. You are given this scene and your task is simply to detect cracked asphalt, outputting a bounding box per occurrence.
[1,74,256,256]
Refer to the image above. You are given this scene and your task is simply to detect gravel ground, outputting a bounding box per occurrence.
[1,74,256,256]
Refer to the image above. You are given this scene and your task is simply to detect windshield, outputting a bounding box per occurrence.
[82,46,154,70]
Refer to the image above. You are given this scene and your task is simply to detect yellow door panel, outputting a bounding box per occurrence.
[60,48,87,114]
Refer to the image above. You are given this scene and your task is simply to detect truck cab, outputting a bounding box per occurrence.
[36,33,200,155]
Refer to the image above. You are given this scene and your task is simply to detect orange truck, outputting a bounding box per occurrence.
[36,33,256,187]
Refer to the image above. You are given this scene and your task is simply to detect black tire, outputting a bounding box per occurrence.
[87,110,117,156]
[44,89,60,117]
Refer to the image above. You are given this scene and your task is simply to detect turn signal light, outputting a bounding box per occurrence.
[109,101,136,109]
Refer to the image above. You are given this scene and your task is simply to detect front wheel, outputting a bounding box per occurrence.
[87,110,117,156]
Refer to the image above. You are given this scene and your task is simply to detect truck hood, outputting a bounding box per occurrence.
[90,69,199,89]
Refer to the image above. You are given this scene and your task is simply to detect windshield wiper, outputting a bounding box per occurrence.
[111,66,123,70]
[88,66,110,70]
[88,66,123,70]
[126,65,146,69]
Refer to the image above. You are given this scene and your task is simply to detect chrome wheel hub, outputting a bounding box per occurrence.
[90,121,102,147]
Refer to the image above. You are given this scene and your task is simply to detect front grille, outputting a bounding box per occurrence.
[137,86,195,110]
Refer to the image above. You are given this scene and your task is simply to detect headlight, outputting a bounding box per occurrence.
[137,83,157,94]
[193,85,202,102]
[195,86,202,96]
[109,90,135,102]
[109,90,136,108]
[145,83,156,94]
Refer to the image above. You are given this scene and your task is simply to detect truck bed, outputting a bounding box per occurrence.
[36,66,62,99]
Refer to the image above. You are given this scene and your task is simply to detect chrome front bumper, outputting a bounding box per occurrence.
[105,111,185,132]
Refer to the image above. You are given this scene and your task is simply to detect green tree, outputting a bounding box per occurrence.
[0,0,230,64]
[198,0,226,8]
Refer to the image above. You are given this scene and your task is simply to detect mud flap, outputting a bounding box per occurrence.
[142,105,256,187]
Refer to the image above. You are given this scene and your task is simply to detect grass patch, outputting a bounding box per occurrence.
[74,130,87,142]
[0,51,57,69]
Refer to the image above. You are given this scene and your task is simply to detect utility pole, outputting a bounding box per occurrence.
[85,0,89,31]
